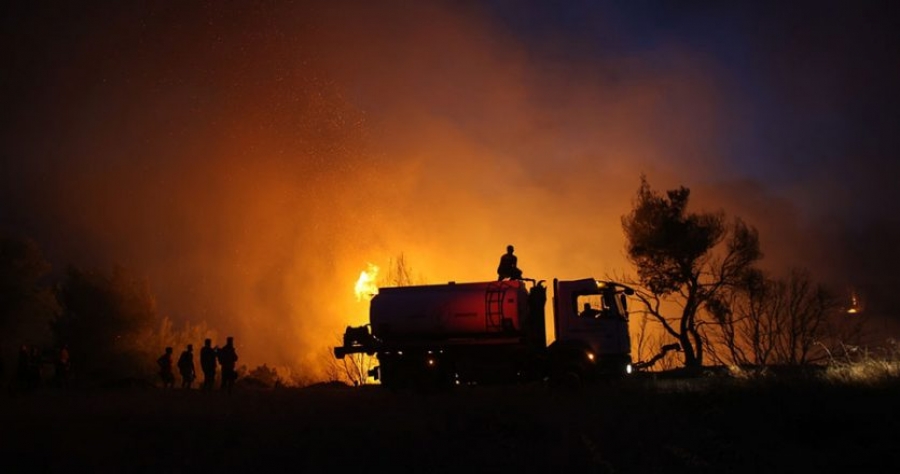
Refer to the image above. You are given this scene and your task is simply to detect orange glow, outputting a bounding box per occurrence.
[6,1,817,386]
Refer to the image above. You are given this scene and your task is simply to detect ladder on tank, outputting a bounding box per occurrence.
[485,282,515,332]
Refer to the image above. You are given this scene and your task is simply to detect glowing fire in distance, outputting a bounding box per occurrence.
[847,288,862,315]
[355,264,380,301]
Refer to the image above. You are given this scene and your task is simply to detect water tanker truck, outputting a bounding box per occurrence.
[333,277,635,388]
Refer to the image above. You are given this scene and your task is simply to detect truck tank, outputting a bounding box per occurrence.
[370,280,530,342]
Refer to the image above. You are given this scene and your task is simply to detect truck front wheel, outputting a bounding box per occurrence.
[547,342,591,390]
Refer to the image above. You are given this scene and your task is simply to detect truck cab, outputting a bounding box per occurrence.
[549,278,634,381]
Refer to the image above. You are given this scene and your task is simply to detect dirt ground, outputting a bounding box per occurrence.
[2,376,898,473]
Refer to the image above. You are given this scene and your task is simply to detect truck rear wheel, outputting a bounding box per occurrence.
[377,353,455,391]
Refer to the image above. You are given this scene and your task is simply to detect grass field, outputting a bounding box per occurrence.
[2,372,899,473]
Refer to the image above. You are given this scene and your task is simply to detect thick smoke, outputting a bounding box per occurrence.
[2,1,896,379]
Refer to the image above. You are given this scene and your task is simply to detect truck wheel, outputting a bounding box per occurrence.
[546,359,585,390]
[547,342,587,390]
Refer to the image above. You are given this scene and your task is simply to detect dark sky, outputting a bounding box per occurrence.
[2,1,898,375]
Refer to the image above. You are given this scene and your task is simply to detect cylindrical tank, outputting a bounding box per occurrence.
[370,280,529,341]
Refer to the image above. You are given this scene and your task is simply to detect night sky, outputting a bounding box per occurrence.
[2,1,898,377]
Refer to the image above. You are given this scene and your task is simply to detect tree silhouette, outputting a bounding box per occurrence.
[379,253,420,287]
[53,264,159,383]
[621,176,761,368]
[706,268,859,366]
[0,233,59,378]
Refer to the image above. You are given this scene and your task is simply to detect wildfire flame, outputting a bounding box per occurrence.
[847,288,862,315]
[355,263,380,301]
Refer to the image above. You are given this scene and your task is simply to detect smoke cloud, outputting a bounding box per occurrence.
[2,1,897,378]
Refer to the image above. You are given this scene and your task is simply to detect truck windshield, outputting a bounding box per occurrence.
[575,292,626,320]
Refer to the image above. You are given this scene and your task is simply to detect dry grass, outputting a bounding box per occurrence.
[822,340,900,384]
[2,364,898,473]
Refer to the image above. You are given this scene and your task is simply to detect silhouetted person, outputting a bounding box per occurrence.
[54,344,71,388]
[497,244,523,280]
[199,338,217,392]
[16,344,31,391]
[217,336,238,394]
[580,302,600,318]
[178,344,196,389]
[157,347,175,389]
[28,345,42,389]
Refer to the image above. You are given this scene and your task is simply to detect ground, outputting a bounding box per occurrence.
[2,375,898,473]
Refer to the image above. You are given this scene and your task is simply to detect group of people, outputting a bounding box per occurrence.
[12,248,517,395]
[14,343,69,391]
[157,336,239,393]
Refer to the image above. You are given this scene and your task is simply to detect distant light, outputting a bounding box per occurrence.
[586,352,595,361]
[846,288,863,315]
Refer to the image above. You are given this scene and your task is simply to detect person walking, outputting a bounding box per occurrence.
[16,344,31,392]
[157,347,175,389]
[199,338,218,392]
[177,344,196,389]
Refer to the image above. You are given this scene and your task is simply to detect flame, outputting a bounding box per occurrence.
[355,263,380,301]
[847,287,862,315]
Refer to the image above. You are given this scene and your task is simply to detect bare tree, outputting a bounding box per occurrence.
[621,176,762,369]
[379,253,420,287]
[629,308,682,371]
[631,305,654,364]
[322,345,345,383]
[343,350,377,387]
[707,268,858,367]
[705,269,773,366]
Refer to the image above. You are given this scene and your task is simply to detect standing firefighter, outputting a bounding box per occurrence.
[177,344,196,389]
[199,338,217,392]
[54,344,71,388]
[157,347,175,389]
[16,344,31,391]
[217,337,238,394]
